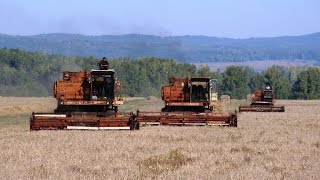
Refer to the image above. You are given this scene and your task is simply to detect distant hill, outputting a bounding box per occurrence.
[0,32,319,62]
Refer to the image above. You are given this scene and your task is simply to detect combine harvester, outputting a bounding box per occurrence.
[239,86,285,112]
[30,58,139,130]
[138,77,237,127]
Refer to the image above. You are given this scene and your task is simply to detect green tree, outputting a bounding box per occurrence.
[197,64,211,77]
[221,66,248,99]
[263,66,290,99]
[292,67,320,99]
[248,72,266,92]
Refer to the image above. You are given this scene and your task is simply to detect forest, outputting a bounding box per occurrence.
[0,48,319,99]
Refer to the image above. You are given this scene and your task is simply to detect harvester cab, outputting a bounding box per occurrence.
[91,69,116,101]
[161,77,215,112]
[54,68,123,114]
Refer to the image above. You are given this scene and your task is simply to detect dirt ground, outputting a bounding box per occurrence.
[0,97,319,179]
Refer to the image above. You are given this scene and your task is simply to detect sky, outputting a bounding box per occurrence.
[0,0,319,38]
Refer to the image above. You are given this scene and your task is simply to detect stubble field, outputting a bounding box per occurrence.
[0,96,319,179]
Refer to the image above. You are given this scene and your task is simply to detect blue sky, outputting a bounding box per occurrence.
[0,0,319,38]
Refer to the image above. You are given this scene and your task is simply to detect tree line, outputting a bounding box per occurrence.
[0,48,319,99]
[198,64,320,99]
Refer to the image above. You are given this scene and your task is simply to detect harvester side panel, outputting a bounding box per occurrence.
[162,86,190,102]
[55,81,85,100]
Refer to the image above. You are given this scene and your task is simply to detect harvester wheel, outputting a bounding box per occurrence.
[230,115,237,127]
[129,112,139,130]
[134,120,140,130]
[129,116,134,130]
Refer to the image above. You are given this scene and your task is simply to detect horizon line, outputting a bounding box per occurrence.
[1,31,319,40]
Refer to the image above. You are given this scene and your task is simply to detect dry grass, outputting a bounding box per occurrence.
[138,149,194,178]
[119,97,164,112]
[0,97,319,179]
[0,96,56,115]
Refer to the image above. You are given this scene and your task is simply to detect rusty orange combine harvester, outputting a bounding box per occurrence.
[30,58,139,130]
[239,87,285,112]
[30,58,237,130]
[137,77,237,127]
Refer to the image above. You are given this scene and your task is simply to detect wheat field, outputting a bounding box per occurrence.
[0,97,319,179]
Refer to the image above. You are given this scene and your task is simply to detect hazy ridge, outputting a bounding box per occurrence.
[0,32,319,62]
